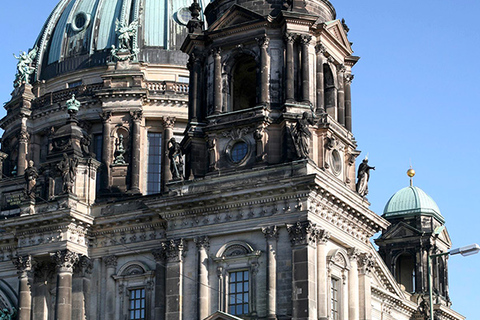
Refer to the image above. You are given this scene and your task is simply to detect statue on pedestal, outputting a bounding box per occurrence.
[356,157,375,197]
[167,138,183,180]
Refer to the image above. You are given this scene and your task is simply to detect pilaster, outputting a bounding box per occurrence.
[129,111,142,194]
[213,48,222,114]
[357,253,374,320]
[262,226,279,320]
[300,35,312,103]
[164,239,186,320]
[348,249,360,320]
[100,111,113,193]
[315,44,326,113]
[316,229,330,320]
[344,74,354,131]
[152,248,167,320]
[195,236,210,320]
[284,33,296,102]
[73,256,92,320]
[104,255,118,320]
[337,65,346,126]
[257,36,270,105]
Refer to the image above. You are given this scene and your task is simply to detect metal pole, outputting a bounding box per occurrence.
[428,253,434,320]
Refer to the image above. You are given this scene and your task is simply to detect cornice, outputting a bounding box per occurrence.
[371,286,417,315]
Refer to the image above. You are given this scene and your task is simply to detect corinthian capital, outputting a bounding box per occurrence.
[256,35,270,48]
[358,252,375,275]
[287,221,318,246]
[130,110,143,122]
[104,255,118,268]
[162,239,186,262]
[284,32,296,44]
[163,116,176,129]
[345,74,354,84]
[194,236,210,249]
[262,225,279,240]
[52,250,79,273]
[299,34,312,45]
[12,255,32,274]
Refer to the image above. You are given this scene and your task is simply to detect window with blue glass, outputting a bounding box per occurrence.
[228,270,249,316]
[129,288,146,320]
[230,141,248,163]
[147,133,162,194]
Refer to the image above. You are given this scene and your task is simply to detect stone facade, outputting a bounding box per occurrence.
[0,0,465,320]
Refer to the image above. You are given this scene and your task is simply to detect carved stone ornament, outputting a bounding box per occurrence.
[358,252,375,275]
[100,111,112,123]
[262,226,279,240]
[163,116,176,129]
[287,221,318,246]
[57,153,79,195]
[52,250,79,273]
[299,34,312,45]
[104,255,118,268]
[316,229,330,244]
[315,43,326,54]
[345,73,354,84]
[66,94,81,115]
[12,255,32,273]
[325,136,337,150]
[162,239,186,262]
[223,127,249,140]
[290,112,315,159]
[17,129,30,143]
[284,32,296,44]
[75,256,93,276]
[256,35,270,48]
[194,236,210,249]
[130,110,143,122]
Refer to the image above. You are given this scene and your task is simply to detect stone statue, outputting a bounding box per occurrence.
[24,160,38,199]
[356,157,375,197]
[57,153,78,194]
[114,134,126,164]
[290,111,315,159]
[167,138,183,180]
[115,19,138,50]
[13,47,37,87]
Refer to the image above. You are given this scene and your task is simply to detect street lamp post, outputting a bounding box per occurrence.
[428,244,480,320]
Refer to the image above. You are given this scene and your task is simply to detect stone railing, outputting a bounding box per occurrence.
[33,84,104,108]
[146,81,189,95]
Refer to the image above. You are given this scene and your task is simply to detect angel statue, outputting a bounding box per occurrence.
[115,18,138,50]
[13,46,38,87]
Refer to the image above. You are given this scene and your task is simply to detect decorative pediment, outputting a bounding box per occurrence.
[323,20,352,52]
[208,5,266,32]
[379,222,422,241]
[204,310,244,320]
[437,226,452,247]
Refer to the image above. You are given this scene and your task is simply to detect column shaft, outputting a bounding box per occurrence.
[348,259,359,320]
[267,239,277,319]
[301,35,312,103]
[213,49,222,114]
[56,271,73,320]
[315,46,325,113]
[317,243,328,320]
[101,114,112,191]
[198,246,209,319]
[258,37,270,105]
[337,70,345,126]
[18,275,32,320]
[130,112,142,193]
[105,256,117,320]
[344,74,353,131]
[165,240,184,320]
[17,129,29,176]
[285,34,295,102]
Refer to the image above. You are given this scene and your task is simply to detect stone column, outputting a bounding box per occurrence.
[284,33,296,102]
[52,250,79,320]
[73,256,92,320]
[130,111,142,193]
[104,255,118,320]
[195,236,210,320]
[287,221,318,320]
[316,229,330,320]
[315,44,326,113]
[188,53,203,122]
[300,35,312,103]
[12,255,33,320]
[257,36,270,105]
[0,151,8,179]
[337,66,346,126]
[17,128,29,176]
[152,248,167,320]
[344,74,354,131]
[262,226,279,320]
[100,111,112,192]
[358,253,374,320]
[162,117,175,185]
[165,239,185,320]
[348,249,360,320]
[213,48,222,114]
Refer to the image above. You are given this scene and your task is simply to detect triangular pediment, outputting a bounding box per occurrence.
[368,243,406,298]
[204,311,244,320]
[322,20,353,53]
[379,221,422,241]
[437,226,452,247]
[208,5,266,32]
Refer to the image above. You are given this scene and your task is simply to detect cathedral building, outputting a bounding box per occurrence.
[0,0,466,320]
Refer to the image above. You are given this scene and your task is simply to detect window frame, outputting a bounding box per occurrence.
[146,132,162,195]
[227,269,250,316]
[327,249,350,320]
[128,287,147,320]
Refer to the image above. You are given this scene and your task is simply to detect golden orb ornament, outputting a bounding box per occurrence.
[407,168,416,178]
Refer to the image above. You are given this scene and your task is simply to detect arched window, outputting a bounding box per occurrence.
[324,64,336,118]
[395,253,416,293]
[232,56,257,111]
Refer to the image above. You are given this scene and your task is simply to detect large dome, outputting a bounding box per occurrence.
[32,0,209,81]
[382,186,445,224]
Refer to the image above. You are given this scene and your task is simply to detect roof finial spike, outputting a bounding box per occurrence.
[407,166,415,187]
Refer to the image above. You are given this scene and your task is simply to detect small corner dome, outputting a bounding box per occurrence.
[382,186,445,224]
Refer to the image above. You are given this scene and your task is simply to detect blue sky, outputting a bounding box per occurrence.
[0,0,478,318]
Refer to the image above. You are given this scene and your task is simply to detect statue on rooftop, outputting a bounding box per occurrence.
[356,156,375,197]
[13,47,37,87]
[115,19,138,50]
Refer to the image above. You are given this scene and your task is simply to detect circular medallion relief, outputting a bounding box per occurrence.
[331,149,342,175]
[72,12,91,32]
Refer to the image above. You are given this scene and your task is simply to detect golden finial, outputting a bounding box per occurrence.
[407,167,415,186]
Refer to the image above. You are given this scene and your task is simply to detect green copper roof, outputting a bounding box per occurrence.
[383,186,445,224]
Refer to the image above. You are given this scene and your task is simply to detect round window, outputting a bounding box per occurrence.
[72,12,91,32]
[331,149,342,175]
[230,141,248,163]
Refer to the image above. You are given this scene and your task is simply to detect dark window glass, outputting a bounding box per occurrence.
[231,142,247,163]
[147,133,162,194]
[128,288,146,320]
[228,270,249,316]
